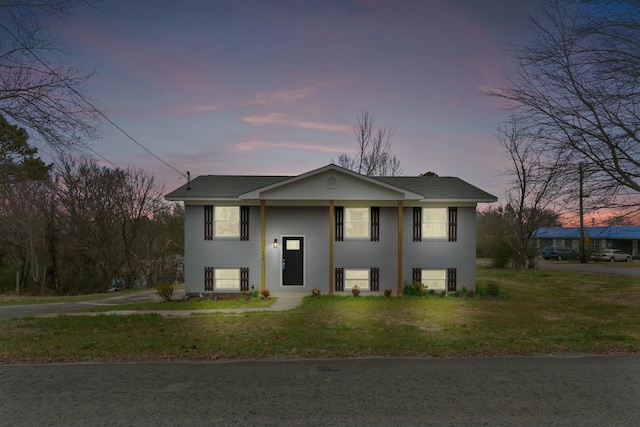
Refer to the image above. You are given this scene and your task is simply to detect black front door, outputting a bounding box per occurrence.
[282,237,304,286]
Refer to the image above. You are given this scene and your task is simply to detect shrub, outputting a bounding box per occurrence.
[156,283,174,302]
[403,281,427,297]
[383,289,393,298]
[311,287,321,297]
[486,281,501,297]
[476,280,501,298]
[260,289,270,299]
[351,285,360,297]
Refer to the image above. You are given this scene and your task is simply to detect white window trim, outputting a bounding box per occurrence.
[214,268,240,290]
[422,207,447,239]
[214,206,240,237]
[344,269,370,290]
[421,269,446,291]
[344,207,370,239]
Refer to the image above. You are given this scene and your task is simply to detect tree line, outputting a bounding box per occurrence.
[0,117,183,295]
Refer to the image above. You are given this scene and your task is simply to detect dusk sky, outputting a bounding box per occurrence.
[56,0,544,200]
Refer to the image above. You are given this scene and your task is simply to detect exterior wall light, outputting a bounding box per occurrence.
[273,239,278,248]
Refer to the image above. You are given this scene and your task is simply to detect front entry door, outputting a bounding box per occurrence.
[282,237,304,286]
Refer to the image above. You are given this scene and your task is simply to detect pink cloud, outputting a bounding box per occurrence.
[235,138,345,153]
[243,86,316,106]
[241,113,350,132]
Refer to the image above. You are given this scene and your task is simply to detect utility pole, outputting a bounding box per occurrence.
[579,163,587,263]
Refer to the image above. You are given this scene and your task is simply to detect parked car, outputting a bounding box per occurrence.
[542,246,577,260]
[590,248,632,262]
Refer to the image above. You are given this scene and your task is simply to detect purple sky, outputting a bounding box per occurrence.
[56,0,543,199]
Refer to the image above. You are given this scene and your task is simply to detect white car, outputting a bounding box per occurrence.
[590,249,632,262]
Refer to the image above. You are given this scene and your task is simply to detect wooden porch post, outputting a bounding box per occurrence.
[261,200,266,292]
[397,200,403,295]
[329,200,334,295]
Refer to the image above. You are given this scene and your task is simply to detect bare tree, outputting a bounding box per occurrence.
[486,0,640,217]
[496,116,569,268]
[336,109,403,176]
[0,0,100,148]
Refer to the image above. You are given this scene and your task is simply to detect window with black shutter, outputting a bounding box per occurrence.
[335,206,344,241]
[204,267,214,291]
[370,267,380,291]
[447,268,457,292]
[413,207,422,241]
[448,207,458,242]
[240,206,250,241]
[240,267,249,291]
[335,268,344,291]
[204,205,213,240]
[371,207,380,242]
[412,268,421,283]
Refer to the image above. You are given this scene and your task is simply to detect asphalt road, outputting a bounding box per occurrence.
[1,356,638,426]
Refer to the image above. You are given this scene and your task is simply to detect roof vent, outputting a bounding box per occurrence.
[326,176,338,189]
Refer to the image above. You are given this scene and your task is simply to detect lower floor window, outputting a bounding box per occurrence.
[344,269,369,290]
[215,268,240,290]
[421,269,446,291]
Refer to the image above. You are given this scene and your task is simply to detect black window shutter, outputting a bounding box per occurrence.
[371,267,380,291]
[371,207,380,242]
[335,206,344,241]
[240,206,250,241]
[335,268,344,292]
[204,267,214,291]
[240,268,249,292]
[413,207,422,242]
[448,207,458,242]
[447,268,457,292]
[412,268,421,283]
[204,205,213,240]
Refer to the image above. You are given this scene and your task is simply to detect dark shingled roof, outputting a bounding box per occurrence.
[166,176,290,199]
[165,166,497,202]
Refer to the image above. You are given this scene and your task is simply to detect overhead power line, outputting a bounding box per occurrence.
[0,21,188,180]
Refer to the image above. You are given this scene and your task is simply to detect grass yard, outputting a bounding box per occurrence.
[0,267,638,363]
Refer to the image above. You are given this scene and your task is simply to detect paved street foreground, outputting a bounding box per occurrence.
[1,355,638,426]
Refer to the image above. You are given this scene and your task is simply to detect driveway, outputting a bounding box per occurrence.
[0,356,638,426]
[0,289,171,321]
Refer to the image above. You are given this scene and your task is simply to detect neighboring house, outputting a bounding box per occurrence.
[534,226,640,258]
[165,164,497,296]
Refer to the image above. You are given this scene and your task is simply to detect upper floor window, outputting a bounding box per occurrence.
[215,206,240,237]
[204,206,250,240]
[345,208,369,238]
[413,207,457,242]
[335,206,379,241]
[423,208,447,238]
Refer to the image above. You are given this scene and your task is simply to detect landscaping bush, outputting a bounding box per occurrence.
[351,285,360,297]
[156,283,174,302]
[476,280,501,298]
[259,289,270,299]
[311,288,321,297]
[403,281,427,297]
[383,289,393,298]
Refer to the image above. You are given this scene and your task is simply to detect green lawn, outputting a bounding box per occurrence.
[0,267,638,363]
